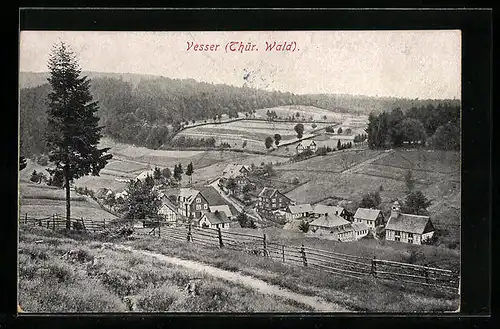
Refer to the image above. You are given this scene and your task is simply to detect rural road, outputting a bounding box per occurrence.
[113,244,349,312]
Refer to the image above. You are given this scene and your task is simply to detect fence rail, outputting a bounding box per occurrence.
[20,213,460,294]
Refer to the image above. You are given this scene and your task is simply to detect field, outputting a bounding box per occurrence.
[175,119,331,151]
[260,148,460,249]
[253,105,369,124]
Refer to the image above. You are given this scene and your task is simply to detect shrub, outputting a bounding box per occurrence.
[136,283,182,311]
[292,177,300,185]
[299,221,309,233]
[36,154,49,166]
[100,268,138,297]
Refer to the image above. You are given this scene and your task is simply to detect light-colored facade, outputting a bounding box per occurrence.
[384,201,435,245]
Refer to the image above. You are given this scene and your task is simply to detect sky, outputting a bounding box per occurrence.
[19,30,461,99]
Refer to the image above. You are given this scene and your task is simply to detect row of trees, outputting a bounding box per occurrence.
[366,105,460,150]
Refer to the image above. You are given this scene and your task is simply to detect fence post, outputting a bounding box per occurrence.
[46,218,50,229]
[158,219,161,238]
[187,223,192,242]
[282,244,285,263]
[52,215,55,231]
[371,256,377,277]
[300,244,307,267]
[103,218,106,230]
[424,267,430,284]
[217,227,224,248]
[38,218,42,226]
[262,234,267,256]
[25,213,27,224]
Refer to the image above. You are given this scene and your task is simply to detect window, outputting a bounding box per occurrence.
[395,237,400,241]
[196,198,201,203]
[408,233,413,238]
[203,204,208,210]
[272,198,276,202]
[196,204,201,210]
[395,230,401,236]
[279,198,282,202]
[272,203,276,208]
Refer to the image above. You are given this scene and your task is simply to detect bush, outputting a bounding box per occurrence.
[299,221,309,233]
[36,154,49,166]
[136,283,182,311]
[292,177,300,185]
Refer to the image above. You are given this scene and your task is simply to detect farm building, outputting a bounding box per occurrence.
[309,213,351,237]
[135,170,155,181]
[218,175,252,194]
[353,208,385,229]
[351,222,370,240]
[209,205,234,220]
[311,204,352,221]
[199,210,232,229]
[296,139,317,154]
[158,196,178,223]
[285,204,313,221]
[177,188,210,219]
[385,201,435,245]
[257,187,293,212]
[199,186,239,216]
[222,163,251,178]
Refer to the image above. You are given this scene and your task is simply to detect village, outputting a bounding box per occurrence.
[98,138,436,247]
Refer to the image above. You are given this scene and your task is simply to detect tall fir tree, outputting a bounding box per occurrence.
[45,42,112,228]
[185,162,194,185]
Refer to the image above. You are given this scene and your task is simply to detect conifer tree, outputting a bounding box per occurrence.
[45,42,112,228]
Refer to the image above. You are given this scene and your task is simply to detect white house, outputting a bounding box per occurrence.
[353,208,385,229]
[199,210,232,229]
[311,204,352,221]
[385,201,435,245]
[296,139,317,154]
[177,188,210,219]
[285,204,313,221]
[135,170,155,181]
[351,222,370,240]
[158,196,178,223]
[309,213,352,239]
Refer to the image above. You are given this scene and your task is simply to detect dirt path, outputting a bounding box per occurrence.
[113,244,349,312]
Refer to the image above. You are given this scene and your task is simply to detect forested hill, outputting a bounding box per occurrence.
[19,71,460,157]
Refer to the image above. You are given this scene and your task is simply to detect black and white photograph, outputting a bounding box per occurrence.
[17,28,463,313]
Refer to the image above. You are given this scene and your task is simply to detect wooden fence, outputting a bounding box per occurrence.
[20,214,459,293]
[20,213,109,233]
[137,223,460,293]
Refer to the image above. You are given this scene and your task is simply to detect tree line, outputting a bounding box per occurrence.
[366,104,460,150]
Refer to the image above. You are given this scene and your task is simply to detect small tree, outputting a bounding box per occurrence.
[237,212,256,229]
[402,191,432,216]
[121,179,162,221]
[186,162,194,185]
[264,163,275,176]
[322,115,327,120]
[242,140,247,148]
[359,191,382,209]
[311,123,317,129]
[242,183,253,194]
[153,167,162,180]
[292,177,300,185]
[345,128,352,135]
[294,123,304,139]
[325,126,335,133]
[337,140,342,150]
[274,134,282,146]
[299,221,310,233]
[30,170,40,183]
[404,169,415,192]
[173,164,183,182]
[265,136,274,149]
[162,167,172,180]
[226,178,237,194]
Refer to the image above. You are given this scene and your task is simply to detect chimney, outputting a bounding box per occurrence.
[391,201,401,219]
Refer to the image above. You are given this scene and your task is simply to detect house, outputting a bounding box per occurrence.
[353,208,385,229]
[177,188,210,219]
[222,163,251,178]
[296,139,317,154]
[158,196,178,223]
[135,169,155,181]
[199,210,232,229]
[311,204,353,221]
[351,222,370,240]
[199,186,239,217]
[257,187,293,212]
[385,201,435,245]
[309,213,352,241]
[285,204,313,221]
[209,205,234,220]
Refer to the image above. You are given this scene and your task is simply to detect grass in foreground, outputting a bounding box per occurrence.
[125,234,459,313]
[18,226,312,313]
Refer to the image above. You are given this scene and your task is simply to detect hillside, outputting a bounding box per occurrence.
[19,71,460,157]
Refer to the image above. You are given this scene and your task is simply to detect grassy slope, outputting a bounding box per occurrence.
[18,226,312,313]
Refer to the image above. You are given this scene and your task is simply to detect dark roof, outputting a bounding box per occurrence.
[202,211,231,224]
[199,186,238,215]
[385,213,433,234]
[161,196,178,212]
[354,208,381,221]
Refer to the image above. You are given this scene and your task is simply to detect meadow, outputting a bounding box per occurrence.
[18,225,309,313]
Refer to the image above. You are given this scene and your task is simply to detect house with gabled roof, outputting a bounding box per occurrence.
[353,208,385,229]
[351,222,370,240]
[158,195,178,223]
[309,213,354,241]
[296,139,317,154]
[209,205,234,220]
[199,210,232,229]
[285,204,313,221]
[177,188,210,219]
[257,187,293,214]
[222,163,251,178]
[311,204,353,221]
[385,201,435,245]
